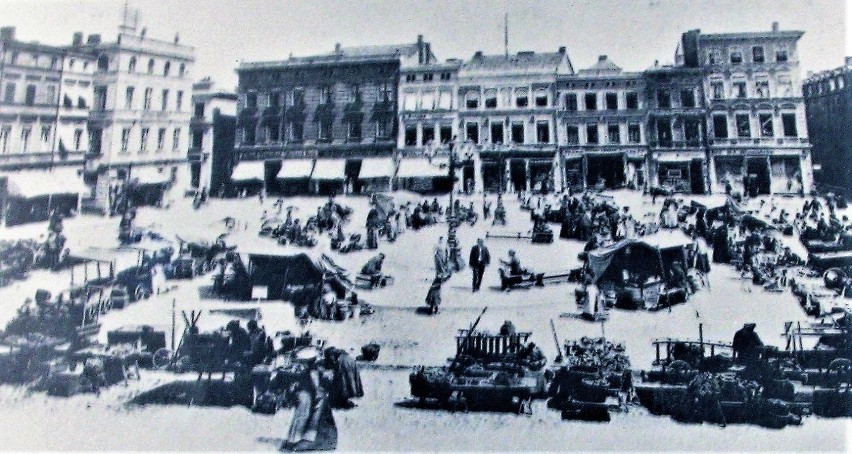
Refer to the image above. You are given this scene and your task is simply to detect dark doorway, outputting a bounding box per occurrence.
[586,154,625,188]
[345,159,362,194]
[509,159,526,193]
[690,159,706,194]
[481,161,504,193]
[462,162,475,194]
[190,163,201,189]
[746,158,770,196]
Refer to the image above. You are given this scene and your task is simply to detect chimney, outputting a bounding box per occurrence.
[558,46,566,54]
[86,34,101,45]
[140,27,147,39]
[174,33,180,44]
[474,50,483,59]
[0,26,15,41]
[654,59,659,67]
[598,55,607,62]
[845,56,852,66]
[72,32,83,46]
[772,21,779,32]
[417,34,425,64]
[334,42,341,54]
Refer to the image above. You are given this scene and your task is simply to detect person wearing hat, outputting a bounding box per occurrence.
[283,347,337,452]
[500,250,525,276]
[499,320,516,336]
[732,323,763,367]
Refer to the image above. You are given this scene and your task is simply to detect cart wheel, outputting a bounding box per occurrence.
[152,348,173,368]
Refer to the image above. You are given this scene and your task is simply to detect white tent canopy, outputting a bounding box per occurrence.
[2,167,88,198]
[358,157,396,179]
[231,161,266,182]
[311,159,347,181]
[396,157,449,178]
[277,159,315,179]
[132,167,171,185]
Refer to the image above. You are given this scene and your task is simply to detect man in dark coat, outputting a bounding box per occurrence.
[732,323,763,366]
[468,238,491,292]
[360,253,385,287]
[225,320,251,367]
[324,347,364,409]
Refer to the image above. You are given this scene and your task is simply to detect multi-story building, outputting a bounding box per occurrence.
[84,21,194,214]
[557,55,647,191]
[189,77,236,195]
[803,58,852,198]
[0,26,92,225]
[681,23,811,196]
[644,61,708,193]
[235,36,434,196]
[457,48,573,193]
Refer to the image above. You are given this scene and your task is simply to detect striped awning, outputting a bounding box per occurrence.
[231,161,266,182]
[311,159,347,181]
[358,157,396,179]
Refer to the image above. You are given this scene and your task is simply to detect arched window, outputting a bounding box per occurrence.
[128,56,137,73]
[178,63,185,77]
[163,61,171,77]
[147,58,155,74]
[97,55,109,72]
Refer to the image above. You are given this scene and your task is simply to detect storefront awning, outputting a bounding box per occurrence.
[655,154,695,163]
[358,157,396,179]
[277,159,314,179]
[311,159,347,181]
[2,167,88,198]
[132,167,171,185]
[231,161,266,183]
[396,157,449,178]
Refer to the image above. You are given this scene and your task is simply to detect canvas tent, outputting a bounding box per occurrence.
[586,232,693,287]
[240,250,351,301]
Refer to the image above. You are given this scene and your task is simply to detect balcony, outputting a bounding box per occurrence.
[709,137,809,147]
[648,140,703,149]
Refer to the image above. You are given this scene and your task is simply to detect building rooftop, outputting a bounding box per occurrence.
[577,55,622,76]
[460,48,573,76]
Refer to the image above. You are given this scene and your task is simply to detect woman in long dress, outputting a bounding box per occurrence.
[282,348,337,452]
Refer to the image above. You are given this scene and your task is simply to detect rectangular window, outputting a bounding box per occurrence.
[319,86,333,105]
[684,118,701,145]
[74,129,83,150]
[140,128,149,152]
[176,91,183,111]
[565,93,578,111]
[628,124,641,143]
[420,91,435,110]
[0,126,11,153]
[246,92,257,109]
[730,49,743,65]
[465,94,479,110]
[515,89,528,108]
[289,123,303,142]
[125,87,134,109]
[121,128,130,153]
[438,91,452,110]
[290,88,304,107]
[733,81,747,99]
[755,80,770,98]
[94,86,107,110]
[405,74,416,82]
[605,93,618,110]
[565,126,579,145]
[490,123,504,144]
[484,90,497,109]
[378,83,393,103]
[776,48,788,63]
[752,46,765,64]
[20,127,30,152]
[403,93,418,111]
[40,125,50,143]
[161,89,169,111]
[713,115,728,138]
[25,85,36,105]
[423,73,433,82]
[350,85,361,103]
[607,124,620,144]
[439,125,452,144]
[711,81,725,100]
[347,121,361,140]
[782,113,798,137]
[269,91,280,109]
[735,114,751,138]
[625,92,638,109]
[376,120,390,139]
[586,124,599,144]
[759,113,774,137]
[192,131,203,148]
[466,122,479,144]
[45,86,56,104]
[777,75,793,97]
[656,118,672,146]
[536,121,550,143]
[194,102,205,118]
[422,126,435,145]
[318,121,332,142]
[3,82,15,103]
[157,128,166,152]
[172,128,180,151]
[680,89,695,108]
[656,90,670,108]
[143,88,152,110]
[404,126,417,146]
[584,93,597,110]
[535,90,548,107]
[440,72,451,81]
[511,122,524,144]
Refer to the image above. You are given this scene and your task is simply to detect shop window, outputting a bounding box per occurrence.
[759,113,774,137]
[586,124,599,144]
[735,113,751,138]
[713,115,728,139]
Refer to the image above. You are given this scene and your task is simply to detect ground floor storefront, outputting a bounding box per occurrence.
[479,151,557,194]
[648,151,709,195]
[0,167,87,226]
[83,163,179,215]
[710,152,806,196]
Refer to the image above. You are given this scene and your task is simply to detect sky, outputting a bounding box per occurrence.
[0,0,846,91]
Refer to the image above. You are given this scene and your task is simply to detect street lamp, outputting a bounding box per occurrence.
[446,136,465,272]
